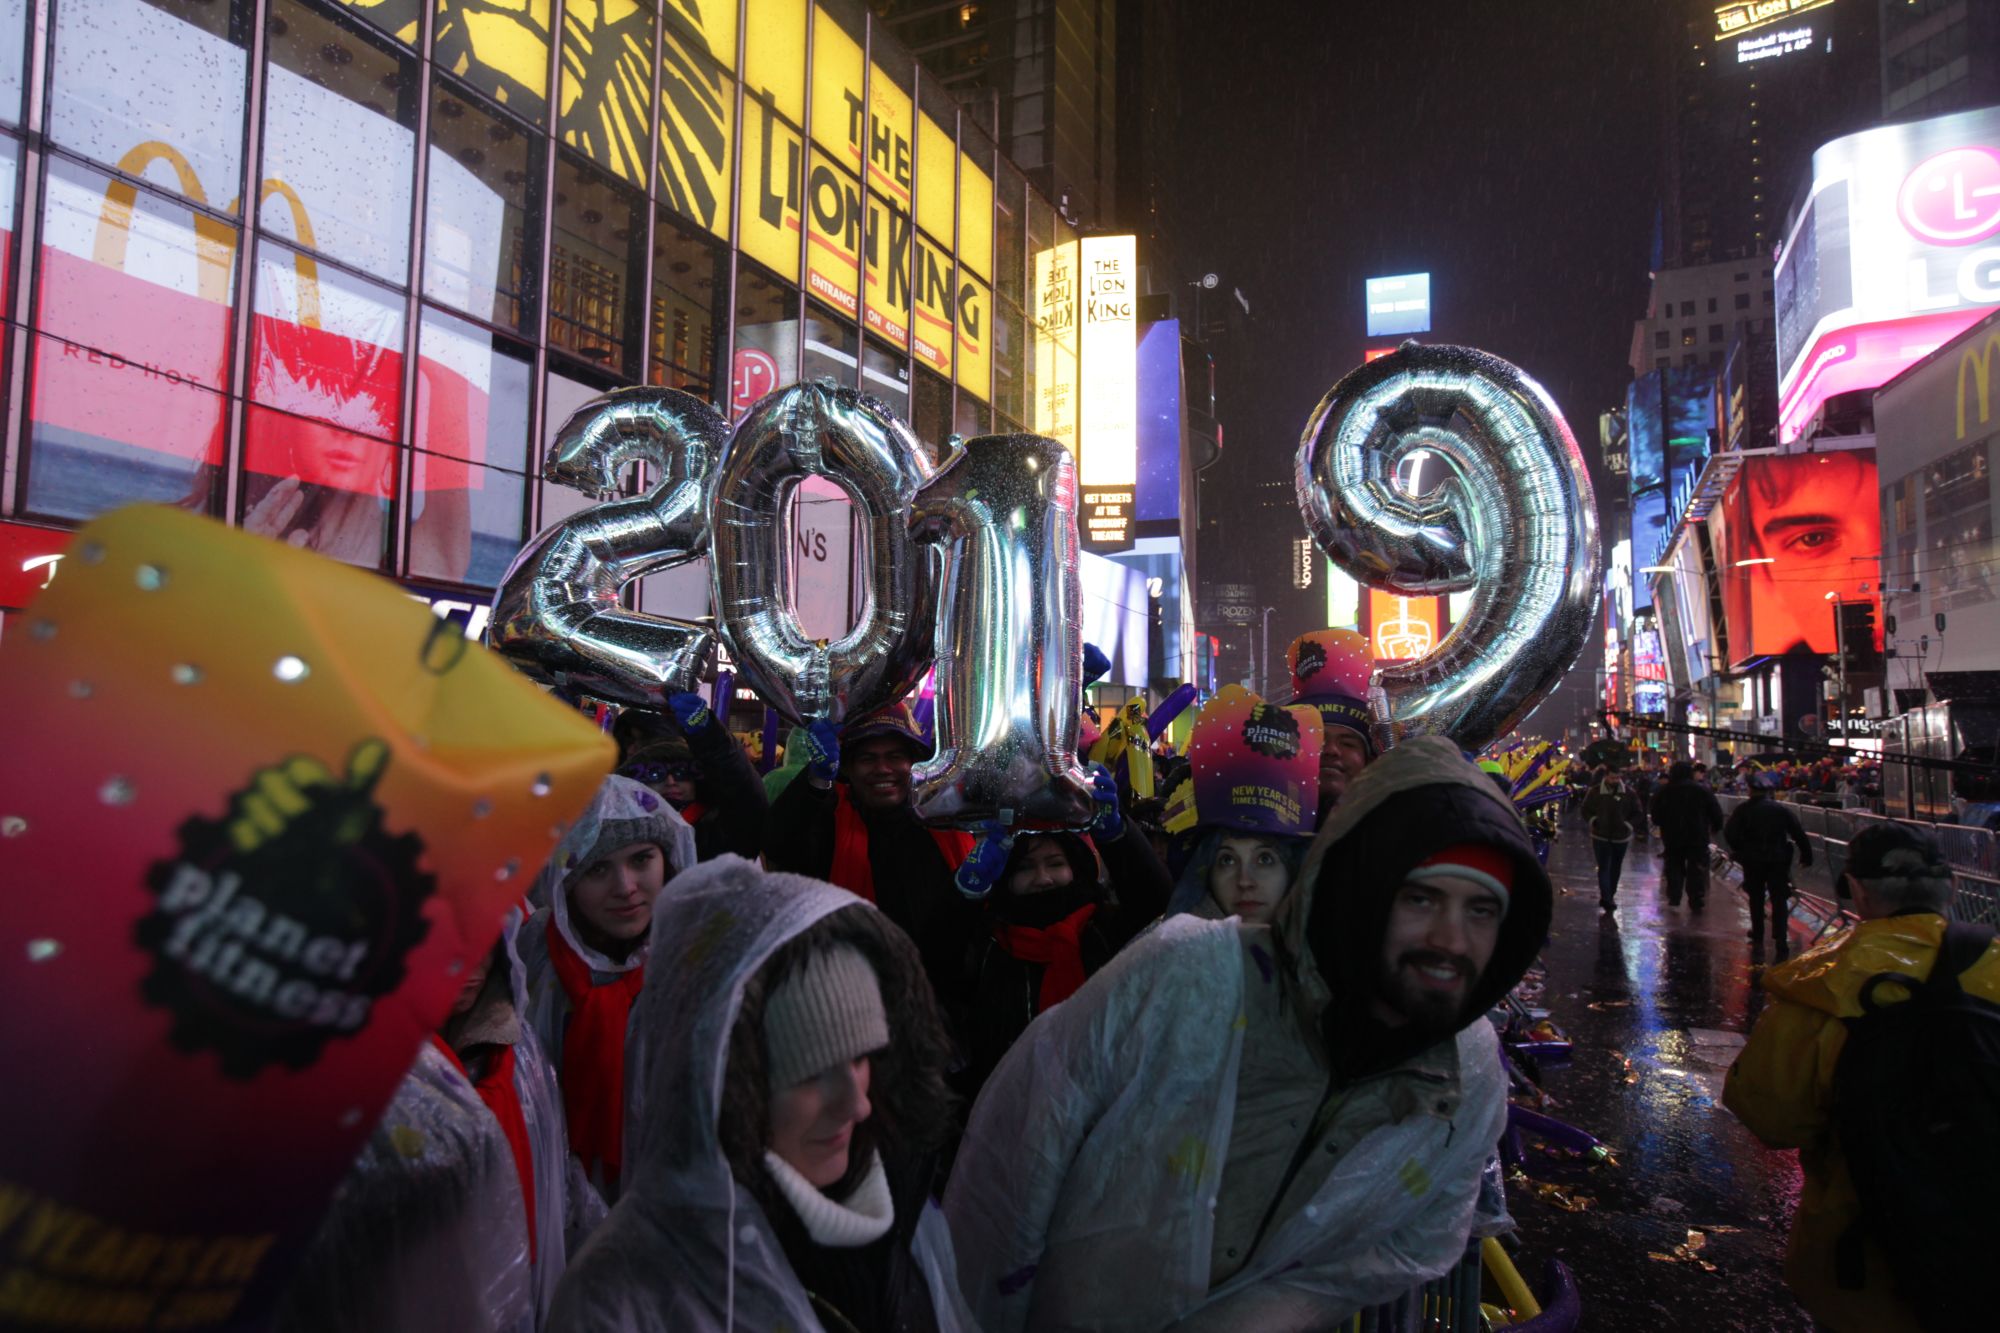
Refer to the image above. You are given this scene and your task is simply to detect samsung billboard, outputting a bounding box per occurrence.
[1775,105,2000,442]
[1365,272,1432,337]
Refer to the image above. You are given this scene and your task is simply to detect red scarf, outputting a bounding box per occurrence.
[674,800,707,826]
[829,785,975,903]
[545,922,645,1185]
[992,903,1100,1011]
[429,1034,536,1259]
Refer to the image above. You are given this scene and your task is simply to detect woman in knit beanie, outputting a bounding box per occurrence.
[548,856,974,1333]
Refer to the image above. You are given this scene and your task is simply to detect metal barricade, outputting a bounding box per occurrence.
[1348,1245,1488,1333]
[1715,796,2000,932]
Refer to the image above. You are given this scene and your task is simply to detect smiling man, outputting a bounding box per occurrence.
[1286,629,1379,823]
[946,737,1552,1331]
[764,701,980,1026]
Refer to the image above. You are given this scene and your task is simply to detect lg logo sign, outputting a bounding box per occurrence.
[1899,145,2000,246]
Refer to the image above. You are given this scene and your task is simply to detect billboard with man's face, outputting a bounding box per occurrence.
[1714,451,1881,664]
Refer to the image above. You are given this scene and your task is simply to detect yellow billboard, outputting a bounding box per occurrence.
[959,148,993,278]
[740,97,804,282]
[560,0,654,185]
[864,192,912,348]
[806,150,862,317]
[1033,240,1078,451]
[665,0,738,65]
[659,27,734,239]
[916,111,955,245]
[958,272,990,402]
[810,6,862,158]
[913,231,954,377]
[743,0,806,125]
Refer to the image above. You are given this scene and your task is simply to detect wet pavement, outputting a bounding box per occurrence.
[1505,819,1815,1330]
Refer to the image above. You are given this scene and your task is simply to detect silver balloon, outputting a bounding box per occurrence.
[910,433,1094,828]
[711,381,937,726]
[1295,343,1601,754]
[490,386,722,704]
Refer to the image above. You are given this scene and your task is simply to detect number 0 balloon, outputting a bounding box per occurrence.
[1295,343,1601,754]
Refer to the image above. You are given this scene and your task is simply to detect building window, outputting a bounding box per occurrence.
[548,154,645,379]
[1763,288,1774,304]
[262,0,418,285]
[649,211,722,399]
[1708,324,1723,343]
[1679,300,1695,317]
[1682,353,1698,368]
[425,80,543,337]
[1654,329,1669,350]
[23,155,234,522]
[731,263,799,421]
[803,303,858,390]
[411,308,533,588]
[1734,272,1749,282]
[1735,292,1751,310]
[1656,357,1670,371]
[1681,328,1695,346]
[1708,297,1718,313]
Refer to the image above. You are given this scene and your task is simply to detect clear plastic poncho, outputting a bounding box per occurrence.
[518,776,697,1198]
[546,854,980,1332]
[943,738,1519,1332]
[274,911,604,1332]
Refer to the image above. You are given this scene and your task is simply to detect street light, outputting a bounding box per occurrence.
[1188,272,1219,337]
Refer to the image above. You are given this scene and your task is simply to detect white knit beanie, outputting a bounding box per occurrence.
[763,944,889,1091]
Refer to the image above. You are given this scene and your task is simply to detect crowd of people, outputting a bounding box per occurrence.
[268,627,2000,1333]
[275,628,1563,1333]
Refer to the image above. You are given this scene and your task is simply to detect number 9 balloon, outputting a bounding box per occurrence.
[490,387,723,705]
[1295,343,1601,754]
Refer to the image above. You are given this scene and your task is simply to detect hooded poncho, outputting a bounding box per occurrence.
[545,856,979,1332]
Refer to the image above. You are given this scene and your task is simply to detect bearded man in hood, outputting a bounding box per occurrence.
[943,736,1552,1332]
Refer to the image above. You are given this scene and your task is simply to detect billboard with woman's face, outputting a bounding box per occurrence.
[1715,450,1881,664]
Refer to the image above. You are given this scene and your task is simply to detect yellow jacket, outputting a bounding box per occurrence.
[1722,914,2000,1333]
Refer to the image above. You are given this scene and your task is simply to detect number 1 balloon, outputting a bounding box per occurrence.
[490,386,723,705]
[910,433,1094,828]
[1295,343,1601,754]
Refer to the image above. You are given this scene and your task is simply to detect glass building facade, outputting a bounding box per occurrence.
[0,0,1077,609]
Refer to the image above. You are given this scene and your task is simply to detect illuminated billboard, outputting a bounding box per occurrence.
[1134,319,1183,524]
[1713,0,1835,41]
[1035,235,1136,549]
[1078,234,1138,548]
[1365,273,1431,338]
[1713,451,1881,665]
[1368,589,1441,662]
[1632,625,1669,716]
[1775,104,2000,442]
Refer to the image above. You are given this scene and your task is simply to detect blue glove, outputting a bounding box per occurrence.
[1081,643,1112,688]
[955,823,1016,899]
[800,719,841,784]
[1087,765,1125,841]
[666,690,716,736]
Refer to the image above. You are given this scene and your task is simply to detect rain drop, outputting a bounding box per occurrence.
[496,858,522,882]
[68,680,93,699]
[531,773,553,797]
[135,564,167,591]
[99,776,136,806]
[78,541,105,564]
[339,1108,363,1128]
[446,957,464,975]
[472,798,494,819]
[26,939,61,963]
[274,655,310,683]
[171,664,203,686]
[0,816,25,837]
[29,619,55,641]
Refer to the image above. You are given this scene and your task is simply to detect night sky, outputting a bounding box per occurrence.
[1174,0,1669,731]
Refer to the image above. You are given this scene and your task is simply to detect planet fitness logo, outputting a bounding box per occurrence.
[1898,144,2000,247]
[1294,638,1327,684]
[134,741,433,1079]
[1242,704,1302,759]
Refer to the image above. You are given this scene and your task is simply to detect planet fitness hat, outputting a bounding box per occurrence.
[1288,628,1375,756]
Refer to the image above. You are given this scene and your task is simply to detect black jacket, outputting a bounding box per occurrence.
[1650,777,1724,849]
[959,829,1173,1096]
[1723,794,1812,867]
[765,1147,941,1333]
[683,721,768,861]
[764,777,980,1016]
